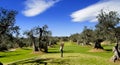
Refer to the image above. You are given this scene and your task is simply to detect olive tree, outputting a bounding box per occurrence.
[24,28,39,52]
[96,10,120,61]
[36,25,52,52]
[0,8,19,51]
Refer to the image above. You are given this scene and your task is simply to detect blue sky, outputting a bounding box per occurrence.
[0,0,119,36]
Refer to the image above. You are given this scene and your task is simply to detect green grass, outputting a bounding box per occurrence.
[0,42,119,65]
[0,48,39,64]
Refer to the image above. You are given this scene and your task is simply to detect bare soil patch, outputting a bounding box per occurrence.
[88,48,105,52]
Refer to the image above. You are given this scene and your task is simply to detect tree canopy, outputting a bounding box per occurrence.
[0,8,20,51]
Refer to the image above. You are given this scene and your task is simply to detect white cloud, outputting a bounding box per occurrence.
[70,0,120,22]
[22,0,59,17]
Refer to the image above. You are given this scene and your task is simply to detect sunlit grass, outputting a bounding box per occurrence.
[0,41,119,65]
[0,48,39,64]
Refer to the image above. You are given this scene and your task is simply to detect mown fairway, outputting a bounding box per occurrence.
[0,42,120,65]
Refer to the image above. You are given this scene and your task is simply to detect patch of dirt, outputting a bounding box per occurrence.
[9,49,16,51]
[109,58,120,64]
[31,51,45,54]
[101,40,111,45]
[88,49,105,52]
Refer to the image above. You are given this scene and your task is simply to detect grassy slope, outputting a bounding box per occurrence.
[0,42,119,65]
[0,48,40,64]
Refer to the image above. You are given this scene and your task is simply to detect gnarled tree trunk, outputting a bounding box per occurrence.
[32,36,38,52]
[94,39,104,49]
[39,28,43,51]
[112,34,120,62]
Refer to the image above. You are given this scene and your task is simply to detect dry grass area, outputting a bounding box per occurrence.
[88,48,106,52]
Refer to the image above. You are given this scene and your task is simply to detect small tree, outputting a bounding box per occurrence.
[36,25,51,52]
[70,33,80,42]
[80,26,93,45]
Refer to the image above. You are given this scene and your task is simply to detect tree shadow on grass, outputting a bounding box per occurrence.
[104,49,112,52]
[8,58,70,65]
[0,54,20,58]
[64,50,74,53]
[0,55,6,58]
[8,58,50,65]
[48,51,60,53]
[0,62,3,65]
[22,58,50,65]
[105,49,112,51]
